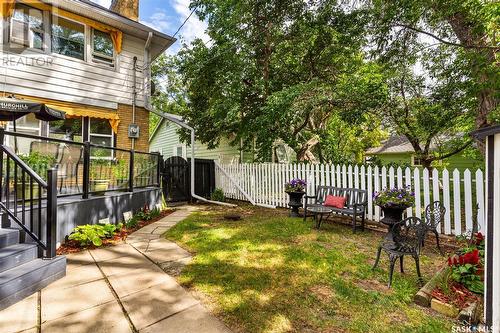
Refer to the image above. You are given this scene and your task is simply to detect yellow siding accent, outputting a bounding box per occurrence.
[13,94,120,133]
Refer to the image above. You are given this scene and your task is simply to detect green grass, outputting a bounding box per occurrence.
[166,205,454,333]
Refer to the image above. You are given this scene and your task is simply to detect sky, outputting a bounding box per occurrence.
[90,0,209,54]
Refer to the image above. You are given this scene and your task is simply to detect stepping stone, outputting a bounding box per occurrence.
[139,304,232,333]
[42,300,131,333]
[120,282,198,330]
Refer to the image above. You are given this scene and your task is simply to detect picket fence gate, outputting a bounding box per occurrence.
[214,163,485,237]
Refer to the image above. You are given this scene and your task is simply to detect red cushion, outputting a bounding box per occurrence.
[324,195,347,208]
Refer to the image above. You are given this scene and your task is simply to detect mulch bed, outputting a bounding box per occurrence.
[56,209,175,255]
[431,282,481,309]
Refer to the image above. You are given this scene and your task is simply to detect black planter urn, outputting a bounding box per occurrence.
[380,206,407,230]
[287,191,305,217]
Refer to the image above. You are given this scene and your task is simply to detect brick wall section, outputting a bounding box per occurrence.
[116,104,150,152]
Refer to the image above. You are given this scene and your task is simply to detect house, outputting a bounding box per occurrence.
[365,135,483,171]
[1,0,174,153]
[149,116,295,163]
[0,0,175,310]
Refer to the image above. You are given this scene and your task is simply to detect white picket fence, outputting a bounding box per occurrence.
[215,163,485,236]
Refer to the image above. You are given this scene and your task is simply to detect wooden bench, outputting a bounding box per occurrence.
[303,186,368,232]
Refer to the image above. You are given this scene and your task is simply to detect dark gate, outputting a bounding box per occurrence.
[162,156,190,202]
[162,157,216,202]
[189,158,216,199]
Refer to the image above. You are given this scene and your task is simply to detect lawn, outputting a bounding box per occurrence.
[165,204,455,333]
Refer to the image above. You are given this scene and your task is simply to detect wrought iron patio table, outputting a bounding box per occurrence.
[306,206,333,229]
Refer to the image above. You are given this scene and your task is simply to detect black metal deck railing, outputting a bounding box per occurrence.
[0,128,162,258]
[0,129,58,258]
[1,129,162,199]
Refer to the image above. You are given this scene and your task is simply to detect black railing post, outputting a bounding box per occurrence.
[156,153,162,187]
[46,168,57,259]
[0,128,4,203]
[129,150,134,192]
[82,142,91,199]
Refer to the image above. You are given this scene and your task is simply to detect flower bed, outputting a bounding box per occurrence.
[416,232,484,323]
[57,207,174,255]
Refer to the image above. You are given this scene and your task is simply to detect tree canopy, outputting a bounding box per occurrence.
[153,0,498,164]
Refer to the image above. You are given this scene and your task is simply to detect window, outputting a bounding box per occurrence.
[92,29,115,66]
[49,119,83,142]
[10,3,44,50]
[51,16,85,60]
[412,155,423,167]
[173,144,186,158]
[89,119,113,158]
[6,114,41,155]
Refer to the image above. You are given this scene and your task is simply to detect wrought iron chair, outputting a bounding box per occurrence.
[423,201,446,255]
[373,217,426,287]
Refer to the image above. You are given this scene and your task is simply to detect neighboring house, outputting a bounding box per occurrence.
[0,0,175,153]
[365,135,483,171]
[149,116,295,163]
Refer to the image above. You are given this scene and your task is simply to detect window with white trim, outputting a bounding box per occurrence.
[6,114,42,154]
[412,155,423,167]
[51,16,85,60]
[92,29,115,67]
[10,3,44,50]
[89,119,114,158]
[173,144,186,159]
[49,118,83,142]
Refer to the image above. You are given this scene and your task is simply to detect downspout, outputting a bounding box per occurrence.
[149,109,235,207]
[132,56,138,150]
[144,32,153,108]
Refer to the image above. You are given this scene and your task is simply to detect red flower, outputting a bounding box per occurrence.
[475,232,485,245]
[448,257,453,266]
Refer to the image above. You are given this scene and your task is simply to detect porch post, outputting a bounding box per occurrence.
[82,142,91,199]
[472,125,500,331]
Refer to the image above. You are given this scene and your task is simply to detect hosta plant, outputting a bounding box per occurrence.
[68,223,123,247]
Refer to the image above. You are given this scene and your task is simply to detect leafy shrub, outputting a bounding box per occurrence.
[136,206,161,221]
[68,223,122,247]
[211,188,225,202]
[125,216,140,229]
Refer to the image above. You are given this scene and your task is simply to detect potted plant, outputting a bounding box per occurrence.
[373,187,415,228]
[285,178,307,217]
[90,157,111,193]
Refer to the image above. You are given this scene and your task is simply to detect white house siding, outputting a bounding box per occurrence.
[149,121,243,164]
[0,20,147,110]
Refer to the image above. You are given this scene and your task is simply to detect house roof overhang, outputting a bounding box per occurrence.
[471,125,500,140]
[45,0,176,60]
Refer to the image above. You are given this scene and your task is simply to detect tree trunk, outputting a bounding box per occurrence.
[297,136,319,162]
[445,12,498,130]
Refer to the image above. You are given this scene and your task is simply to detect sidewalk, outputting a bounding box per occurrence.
[1,206,232,333]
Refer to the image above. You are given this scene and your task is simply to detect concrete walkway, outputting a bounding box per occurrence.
[1,206,232,333]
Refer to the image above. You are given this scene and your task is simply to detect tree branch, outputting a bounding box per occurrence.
[434,140,474,161]
[394,24,499,50]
